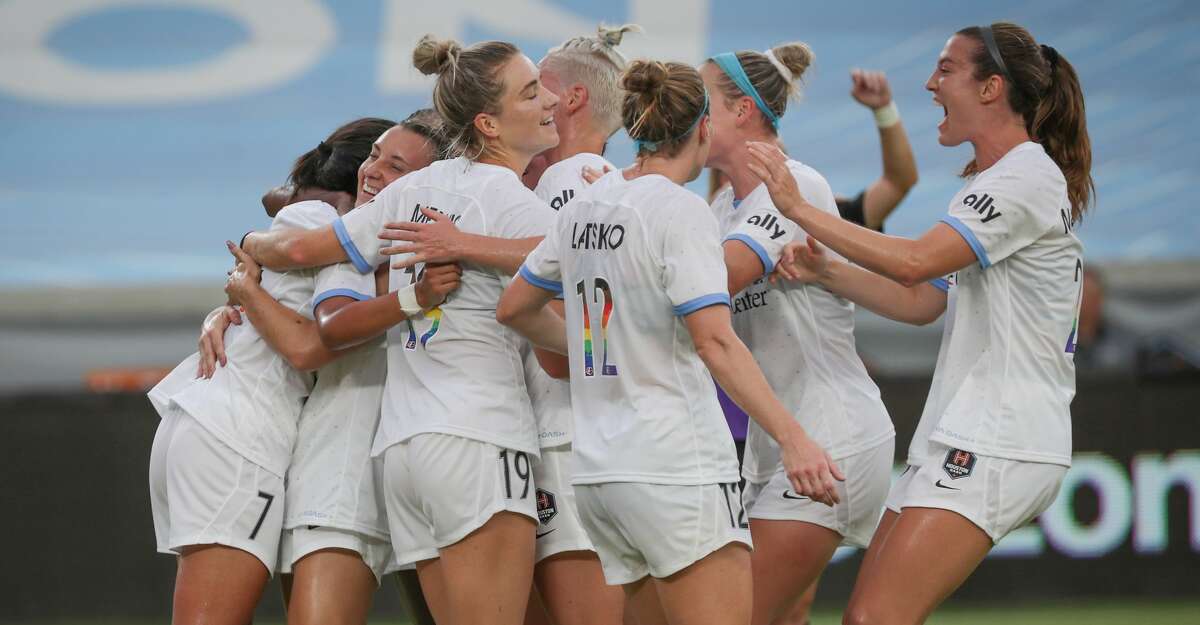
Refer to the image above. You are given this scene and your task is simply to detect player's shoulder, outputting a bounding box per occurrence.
[541,152,613,182]
[984,142,1065,188]
[971,142,1067,211]
[272,200,338,230]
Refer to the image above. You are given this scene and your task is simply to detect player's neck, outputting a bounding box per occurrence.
[722,132,781,201]
[971,119,1030,172]
[625,155,694,186]
[544,122,607,165]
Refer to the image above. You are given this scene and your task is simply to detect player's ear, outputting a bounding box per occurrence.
[474,112,501,140]
[565,84,588,114]
[734,96,754,128]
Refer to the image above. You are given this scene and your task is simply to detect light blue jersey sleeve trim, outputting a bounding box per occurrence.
[940,215,992,269]
[333,217,373,274]
[313,288,374,309]
[725,234,774,275]
[673,293,731,316]
[519,265,564,294]
[929,278,950,293]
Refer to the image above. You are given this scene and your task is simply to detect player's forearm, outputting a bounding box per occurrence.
[695,327,808,449]
[782,206,932,287]
[454,235,542,276]
[242,226,347,272]
[817,260,945,325]
[878,122,918,194]
[507,306,568,354]
[237,283,337,371]
[316,294,407,350]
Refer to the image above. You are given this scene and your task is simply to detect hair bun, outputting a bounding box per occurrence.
[769,41,814,82]
[597,23,641,48]
[412,35,462,76]
[622,60,669,99]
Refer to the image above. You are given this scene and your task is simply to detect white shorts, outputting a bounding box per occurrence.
[532,444,595,563]
[278,525,393,584]
[885,442,1066,543]
[744,438,894,548]
[149,406,285,573]
[381,433,538,567]
[576,482,752,585]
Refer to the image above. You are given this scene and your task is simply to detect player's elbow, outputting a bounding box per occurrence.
[889,168,918,195]
[284,340,330,372]
[692,327,737,368]
[495,296,525,328]
[281,237,312,268]
[893,257,926,289]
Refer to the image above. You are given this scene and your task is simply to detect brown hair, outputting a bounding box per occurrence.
[622,60,708,157]
[708,42,814,133]
[957,22,1094,222]
[398,108,450,160]
[288,117,396,200]
[542,24,640,136]
[412,36,520,159]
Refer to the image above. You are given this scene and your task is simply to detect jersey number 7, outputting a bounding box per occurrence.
[575,277,618,377]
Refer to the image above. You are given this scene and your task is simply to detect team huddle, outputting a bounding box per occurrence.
[147,19,1093,625]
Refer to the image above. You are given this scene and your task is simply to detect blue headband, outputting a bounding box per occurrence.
[634,89,710,153]
[711,52,779,129]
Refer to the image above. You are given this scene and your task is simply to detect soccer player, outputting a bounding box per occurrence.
[196,110,449,625]
[146,117,437,625]
[373,25,639,625]
[496,59,842,625]
[699,44,896,625]
[237,36,561,625]
[751,22,1092,625]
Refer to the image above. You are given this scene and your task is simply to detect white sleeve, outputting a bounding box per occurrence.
[941,165,1062,269]
[333,177,412,274]
[519,221,564,294]
[313,261,377,309]
[661,198,730,316]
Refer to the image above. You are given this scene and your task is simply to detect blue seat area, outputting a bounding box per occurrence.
[0,0,1195,287]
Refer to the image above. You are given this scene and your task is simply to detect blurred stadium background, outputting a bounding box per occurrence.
[1,0,1197,623]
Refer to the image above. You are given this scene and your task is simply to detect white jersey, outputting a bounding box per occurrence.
[334,157,555,457]
[521,171,740,486]
[526,152,615,447]
[712,160,894,482]
[148,201,333,477]
[911,141,1080,467]
[285,261,389,539]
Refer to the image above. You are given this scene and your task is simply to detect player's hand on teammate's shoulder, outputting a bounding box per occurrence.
[580,164,612,185]
[745,141,810,221]
[850,68,892,111]
[771,236,830,285]
[779,425,846,507]
[414,262,464,310]
[380,206,464,269]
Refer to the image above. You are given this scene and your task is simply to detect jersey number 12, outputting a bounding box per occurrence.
[575,277,618,377]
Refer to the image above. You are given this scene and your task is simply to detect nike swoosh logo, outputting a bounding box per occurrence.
[782,491,809,500]
[536,529,557,539]
[935,480,960,491]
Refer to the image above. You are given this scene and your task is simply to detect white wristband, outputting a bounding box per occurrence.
[396,284,423,317]
[873,101,900,128]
